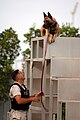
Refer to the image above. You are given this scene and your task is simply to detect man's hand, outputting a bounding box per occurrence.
[35,91,44,97]
[32,91,44,102]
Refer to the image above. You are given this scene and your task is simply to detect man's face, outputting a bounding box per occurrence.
[16,70,25,82]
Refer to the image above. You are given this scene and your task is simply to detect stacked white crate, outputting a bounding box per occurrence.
[50,37,80,120]
[24,36,80,120]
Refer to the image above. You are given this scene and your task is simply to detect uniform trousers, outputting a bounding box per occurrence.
[9,109,28,120]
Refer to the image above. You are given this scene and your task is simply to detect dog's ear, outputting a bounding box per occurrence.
[48,12,52,19]
[43,12,47,18]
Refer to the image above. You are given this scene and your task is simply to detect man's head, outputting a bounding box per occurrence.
[12,69,25,83]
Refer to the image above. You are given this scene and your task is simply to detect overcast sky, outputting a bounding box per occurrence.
[0,0,80,39]
[0,0,80,68]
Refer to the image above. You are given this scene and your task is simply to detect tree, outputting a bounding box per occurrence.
[22,23,80,59]
[60,23,80,37]
[22,24,41,59]
[0,27,21,101]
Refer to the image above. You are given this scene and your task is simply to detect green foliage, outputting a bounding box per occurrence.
[22,24,41,59]
[0,27,21,63]
[60,23,80,37]
[62,103,66,120]
[0,27,21,101]
[22,48,31,59]
[24,25,41,46]
[0,67,13,101]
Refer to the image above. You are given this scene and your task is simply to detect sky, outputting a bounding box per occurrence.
[0,0,80,68]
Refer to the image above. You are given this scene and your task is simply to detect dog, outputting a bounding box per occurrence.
[41,12,60,43]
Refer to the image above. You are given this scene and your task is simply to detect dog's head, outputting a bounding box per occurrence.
[43,12,52,29]
[42,12,59,35]
[43,12,56,29]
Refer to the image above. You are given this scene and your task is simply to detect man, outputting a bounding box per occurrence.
[9,69,43,120]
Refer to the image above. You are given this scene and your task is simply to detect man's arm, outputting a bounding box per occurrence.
[15,91,44,104]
